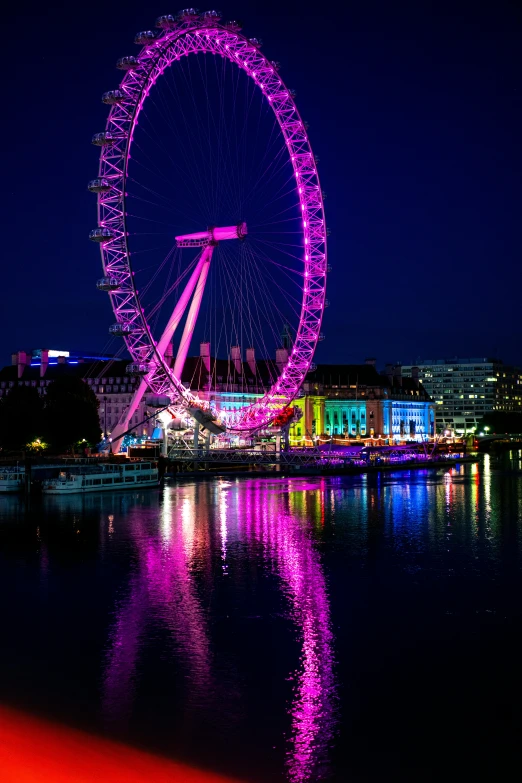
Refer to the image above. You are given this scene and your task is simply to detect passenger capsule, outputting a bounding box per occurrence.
[145,394,172,408]
[270,61,280,71]
[134,30,158,45]
[201,10,222,24]
[324,299,330,308]
[116,56,139,70]
[102,89,125,105]
[288,89,297,98]
[92,132,117,146]
[89,228,114,243]
[178,8,200,20]
[155,14,177,28]
[318,332,325,342]
[109,323,139,337]
[96,277,120,291]
[223,19,242,31]
[309,363,317,372]
[326,263,332,273]
[248,37,262,47]
[87,178,111,193]
[126,363,151,376]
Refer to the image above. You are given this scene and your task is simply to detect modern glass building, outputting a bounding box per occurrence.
[400,358,522,433]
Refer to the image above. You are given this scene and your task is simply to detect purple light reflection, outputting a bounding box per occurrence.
[102,495,213,727]
[102,479,336,780]
[243,480,337,783]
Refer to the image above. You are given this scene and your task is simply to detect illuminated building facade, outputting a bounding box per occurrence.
[400,358,522,433]
[1,350,435,445]
[290,362,435,444]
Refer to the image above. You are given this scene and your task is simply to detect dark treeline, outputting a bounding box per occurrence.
[478,412,522,435]
[0,376,101,453]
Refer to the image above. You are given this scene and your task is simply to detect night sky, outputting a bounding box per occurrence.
[3,0,521,367]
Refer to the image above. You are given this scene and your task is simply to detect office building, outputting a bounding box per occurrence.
[400,358,522,433]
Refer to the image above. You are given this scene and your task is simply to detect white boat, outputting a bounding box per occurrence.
[0,467,24,493]
[42,461,158,494]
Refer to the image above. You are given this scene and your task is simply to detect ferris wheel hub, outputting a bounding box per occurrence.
[175,222,248,248]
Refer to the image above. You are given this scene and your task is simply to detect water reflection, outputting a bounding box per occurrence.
[99,479,337,781]
[2,460,522,783]
[243,480,337,782]
[103,489,213,728]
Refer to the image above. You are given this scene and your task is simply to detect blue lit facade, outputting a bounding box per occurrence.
[324,400,367,436]
[304,363,435,442]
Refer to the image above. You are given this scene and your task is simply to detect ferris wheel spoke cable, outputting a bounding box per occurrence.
[174,60,220,219]
[240,251,282,381]
[149,249,178,335]
[134,128,211,224]
[238,245,288,362]
[249,199,303,227]
[247,244,305,308]
[242,135,290,208]
[242,119,288,203]
[134,94,214,224]
[248,242,305,285]
[251,237,309,264]
[213,55,244,218]
[196,54,222,216]
[146,88,214,221]
[243,242,301,329]
[144,253,202,326]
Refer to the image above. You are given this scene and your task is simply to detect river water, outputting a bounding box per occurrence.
[1,453,521,782]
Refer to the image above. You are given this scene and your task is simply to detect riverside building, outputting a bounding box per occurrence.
[290,361,435,445]
[400,358,522,434]
[2,348,435,446]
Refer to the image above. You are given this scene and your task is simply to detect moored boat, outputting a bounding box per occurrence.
[42,461,158,494]
[0,468,24,493]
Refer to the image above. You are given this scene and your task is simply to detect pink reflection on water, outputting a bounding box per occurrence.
[103,491,212,725]
[243,480,337,782]
[102,479,336,780]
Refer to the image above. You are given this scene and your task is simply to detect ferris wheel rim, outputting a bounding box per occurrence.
[94,16,327,433]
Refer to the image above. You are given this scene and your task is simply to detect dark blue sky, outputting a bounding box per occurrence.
[2,0,521,367]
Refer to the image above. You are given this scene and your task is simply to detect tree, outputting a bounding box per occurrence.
[477,412,522,435]
[0,385,45,451]
[43,376,101,452]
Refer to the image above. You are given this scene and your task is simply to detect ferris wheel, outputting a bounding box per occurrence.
[89,9,327,441]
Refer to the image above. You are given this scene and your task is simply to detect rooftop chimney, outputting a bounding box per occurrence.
[14,350,30,379]
[230,345,242,375]
[385,363,393,384]
[365,357,376,366]
[411,366,419,387]
[200,342,211,373]
[40,349,49,378]
[276,347,289,374]
[246,347,256,376]
[393,364,402,387]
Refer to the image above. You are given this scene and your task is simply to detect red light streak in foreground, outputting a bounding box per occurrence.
[0,705,243,783]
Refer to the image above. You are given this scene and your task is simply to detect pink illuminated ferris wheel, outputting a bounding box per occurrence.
[89,9,327,437]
